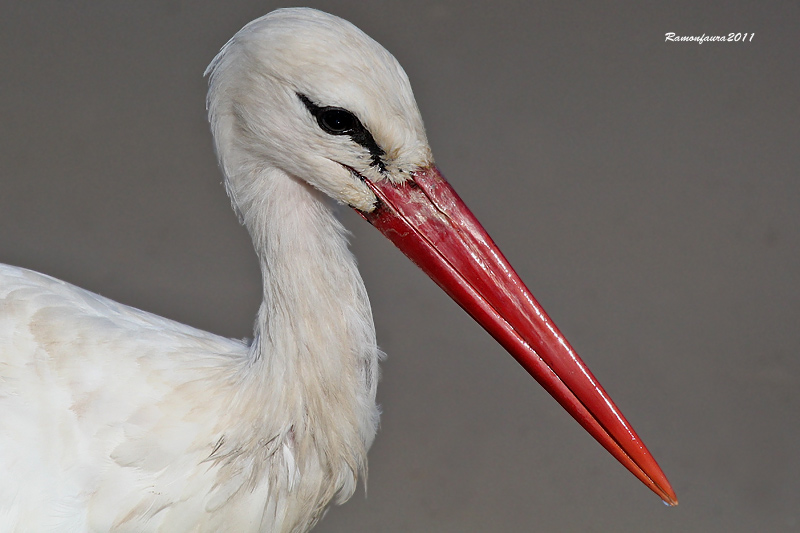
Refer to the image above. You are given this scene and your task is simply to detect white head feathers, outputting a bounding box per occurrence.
[205,8,432,212]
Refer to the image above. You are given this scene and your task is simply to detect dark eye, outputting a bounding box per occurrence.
[319,108,357,134]
[296,93,386,173]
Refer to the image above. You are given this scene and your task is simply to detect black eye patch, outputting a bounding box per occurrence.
[297,93,387,173]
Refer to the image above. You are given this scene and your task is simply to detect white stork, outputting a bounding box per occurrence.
[0,7,676,532]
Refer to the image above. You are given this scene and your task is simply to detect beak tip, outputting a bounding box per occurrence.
[663,490,679,507]
[655,481,678,506]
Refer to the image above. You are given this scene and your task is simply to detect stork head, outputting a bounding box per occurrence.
[205,7,677,506]
[205,7,431,212]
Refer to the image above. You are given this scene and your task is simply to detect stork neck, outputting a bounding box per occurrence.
[234,165,380,477]
[245,169,374,369]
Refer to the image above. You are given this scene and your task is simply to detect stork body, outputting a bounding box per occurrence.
[0,177,376,531]
[0,7,675,532]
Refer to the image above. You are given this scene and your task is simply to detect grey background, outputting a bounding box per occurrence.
[1,1,797,531]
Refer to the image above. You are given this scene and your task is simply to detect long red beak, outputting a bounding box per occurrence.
[356,165,677,506]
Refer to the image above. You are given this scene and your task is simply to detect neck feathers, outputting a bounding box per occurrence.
[218,165,381,525]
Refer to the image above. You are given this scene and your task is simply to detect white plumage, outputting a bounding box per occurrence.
[1,8,409,531]
[0,6,677,532]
